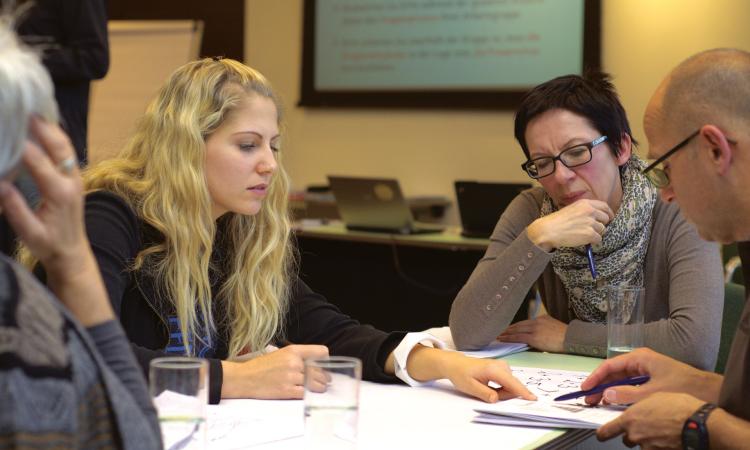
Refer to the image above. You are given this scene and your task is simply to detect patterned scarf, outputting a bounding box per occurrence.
[540,155,657,323]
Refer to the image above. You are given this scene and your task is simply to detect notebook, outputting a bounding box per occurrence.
[454,181,532,238]
[327,176,444,235]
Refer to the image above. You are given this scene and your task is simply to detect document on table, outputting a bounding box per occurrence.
[475,399,625,429]
[424,326,529,358]
[474,367,626,429]
[207,399,304,449]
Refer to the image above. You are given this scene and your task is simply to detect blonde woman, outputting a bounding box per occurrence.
[65,58,534,404]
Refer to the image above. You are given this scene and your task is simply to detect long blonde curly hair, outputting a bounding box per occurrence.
[30,58,294,357]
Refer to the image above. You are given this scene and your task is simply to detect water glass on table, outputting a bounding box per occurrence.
[606,285,645,358]
[149,357,209,450]
[304,356,362,450]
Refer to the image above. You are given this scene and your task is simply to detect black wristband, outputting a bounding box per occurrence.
[682,402,718,450]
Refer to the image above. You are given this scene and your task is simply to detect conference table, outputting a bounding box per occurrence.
[206,351,627,450]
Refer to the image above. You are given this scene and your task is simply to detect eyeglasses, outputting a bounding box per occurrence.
[642,130,738,188]
[521,136,608,179]
[641,130,700,188]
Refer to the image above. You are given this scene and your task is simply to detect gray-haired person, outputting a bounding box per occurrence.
[0,16,160,449]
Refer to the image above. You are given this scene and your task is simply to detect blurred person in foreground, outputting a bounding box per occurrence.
[0,15,159,450]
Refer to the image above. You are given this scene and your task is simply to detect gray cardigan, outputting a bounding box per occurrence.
[0,254,161,449]
[449,188,724,370]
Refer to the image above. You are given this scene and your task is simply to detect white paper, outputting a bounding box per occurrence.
[462,340,529,358]
[153,389,203,413]
[475,367,626,429]
[510,367,589,400]
[474,412,583,429]
[424,326,529,358]
[206,399,304,449]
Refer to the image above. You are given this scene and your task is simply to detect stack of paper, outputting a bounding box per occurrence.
[423,326,529,358]
[461,340,529,358]
[473,367,626,429]
[474,398,625,429]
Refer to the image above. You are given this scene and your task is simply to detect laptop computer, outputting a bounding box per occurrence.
[327,176,444,235]
[455,181,532,238]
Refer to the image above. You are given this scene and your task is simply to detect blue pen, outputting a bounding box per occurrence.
[553,375,650,401]
[585,244,597,279]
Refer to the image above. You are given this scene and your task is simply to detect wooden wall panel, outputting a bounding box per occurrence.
[88,21,201,163]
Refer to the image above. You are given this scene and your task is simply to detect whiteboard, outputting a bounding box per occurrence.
[88,20,203,164]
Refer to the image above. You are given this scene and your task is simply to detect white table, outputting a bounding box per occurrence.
[205,352,615,450]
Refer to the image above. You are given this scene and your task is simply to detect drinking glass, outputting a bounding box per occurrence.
[150,357,209,450]
[304,356,362,450]
[607,286,645,358]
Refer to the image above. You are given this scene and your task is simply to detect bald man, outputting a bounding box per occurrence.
[579,48,750,449]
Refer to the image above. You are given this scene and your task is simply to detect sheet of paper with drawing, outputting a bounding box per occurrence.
[474,367,626,429]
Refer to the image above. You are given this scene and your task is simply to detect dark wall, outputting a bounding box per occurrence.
[108,0,244,61]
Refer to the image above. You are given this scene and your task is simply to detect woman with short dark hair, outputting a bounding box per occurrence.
[450,72,724,370]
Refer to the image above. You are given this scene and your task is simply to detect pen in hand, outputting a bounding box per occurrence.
[585,244,597,279]
[553,375,650,401]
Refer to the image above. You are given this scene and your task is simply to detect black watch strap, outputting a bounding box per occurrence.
[682,402,718,450]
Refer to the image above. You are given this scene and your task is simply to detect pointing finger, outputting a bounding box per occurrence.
[488,369,536,401]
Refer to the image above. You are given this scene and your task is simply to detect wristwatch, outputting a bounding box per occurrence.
[682,402,718,450]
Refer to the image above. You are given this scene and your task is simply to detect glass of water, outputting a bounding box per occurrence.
[606,286,645,358]
[304,356,362,450]
[150,357,209,450]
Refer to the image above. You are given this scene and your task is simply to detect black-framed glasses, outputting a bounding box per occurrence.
[641,130,700,188]
[521,136,608,179]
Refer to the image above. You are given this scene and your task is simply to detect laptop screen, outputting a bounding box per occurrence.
[328,176,414,232]
[455,181,532,238]
[328,176,443,234]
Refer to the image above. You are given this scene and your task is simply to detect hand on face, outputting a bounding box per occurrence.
[581,348,709,406]
[497,314,567,353]
[0,118,86,276]
[440,352,536,403]
[221,344,329,399]
[596,392,703,449]
[527,199,614,252]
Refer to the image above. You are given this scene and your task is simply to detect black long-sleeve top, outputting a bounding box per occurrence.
[83,190,404,404]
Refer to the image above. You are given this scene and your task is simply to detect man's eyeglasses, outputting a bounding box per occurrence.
[521,136,608,179]
[641,130,699,188]
[642,130,737,188]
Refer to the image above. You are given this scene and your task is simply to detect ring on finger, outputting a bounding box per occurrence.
[57,156,77,175]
